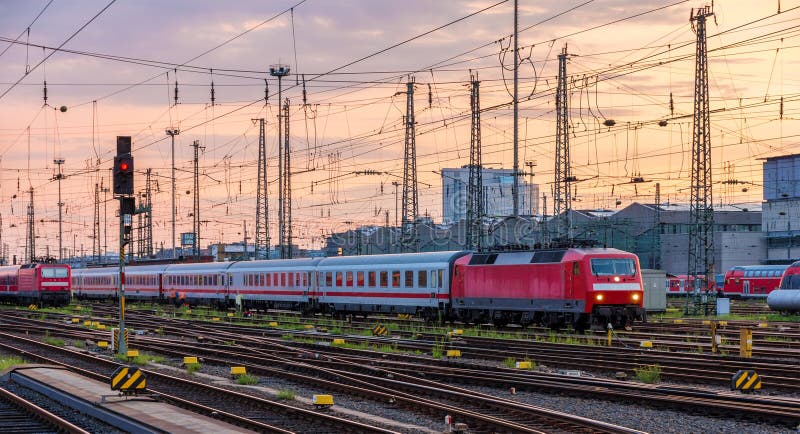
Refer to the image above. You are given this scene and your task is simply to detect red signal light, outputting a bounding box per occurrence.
[119,161,129,171]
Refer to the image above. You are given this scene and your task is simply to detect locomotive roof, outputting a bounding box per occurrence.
[468,248,635,265]
[317,251,469,267]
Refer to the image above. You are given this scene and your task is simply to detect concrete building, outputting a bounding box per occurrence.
[762,154,800,263]
[441,167,539,223]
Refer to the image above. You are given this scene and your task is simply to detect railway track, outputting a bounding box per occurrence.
[0,384,90,434]
[0,331,393,434]
[0,314,641,433]
[4,309,798,429]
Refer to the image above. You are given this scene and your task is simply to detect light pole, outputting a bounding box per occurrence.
[525,161,536,215]
[54,159,65,262]
[166,128,180,258]
[391,181,400,227]
[270,64,290,259]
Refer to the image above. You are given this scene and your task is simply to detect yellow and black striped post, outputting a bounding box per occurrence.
[730,370,761,393]
[110,366,147,395]
[371,324,388,337]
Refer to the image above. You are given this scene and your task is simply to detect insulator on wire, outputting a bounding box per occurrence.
[210,69,215,106]
[174,69,179,105]
[264,79,269,104]
[43,80,47,105]
[780,96,784,119]
[302,74,307,105]
[428,83,432,108]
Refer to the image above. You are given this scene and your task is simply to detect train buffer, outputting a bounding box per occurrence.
[731,370,761,393]
[109,366,147,397]
[371,324,389,337]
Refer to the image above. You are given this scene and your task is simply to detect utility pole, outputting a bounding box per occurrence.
[93,183,100,262]
[192,140,203,260]
[466,73,483,251]
[554,45,572,241]
[53,158,65,262]
[253,118,269,260]
[391,181,400,227]
[165,128,180,258]
[27,187,35,263]
[401,78,419,252]
[270,64,291,259]
[512,0,520,217]
[652,182,661,269]
[525,161,536,215]
[242,220,249,261]
[687,5,716,315]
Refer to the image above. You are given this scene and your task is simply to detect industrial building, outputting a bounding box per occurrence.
[441,167,539,223]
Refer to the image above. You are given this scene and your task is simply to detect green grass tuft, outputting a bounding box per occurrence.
[0,356,26,370]
[185,363,201,375]
[43,336,65,346]
[276,389,296,400]
[502,357,517,368]
[236,373,259,385]
[634,364,661,383]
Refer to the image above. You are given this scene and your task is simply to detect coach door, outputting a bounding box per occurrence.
[743,280,750,295]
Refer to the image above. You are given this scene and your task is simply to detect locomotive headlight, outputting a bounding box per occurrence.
[632,293,640,301]
[613,276,620,282]
[596,293,604,301]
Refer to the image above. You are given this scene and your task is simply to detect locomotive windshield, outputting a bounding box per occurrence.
[780,273,800,289]
[590,258,636,276]
[41,267,68,278]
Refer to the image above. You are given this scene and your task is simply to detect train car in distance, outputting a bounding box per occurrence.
[767,262,800,313]
[722,265,788,298]
[0,263,71,306]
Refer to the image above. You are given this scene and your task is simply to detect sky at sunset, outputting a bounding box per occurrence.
[0,0,797,259]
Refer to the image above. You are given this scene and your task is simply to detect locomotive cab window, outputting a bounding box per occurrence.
[42,268,68,278]
[590,258,636,276]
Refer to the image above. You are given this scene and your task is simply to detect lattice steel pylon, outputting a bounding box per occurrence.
[687,5,716,315]
[279,99,292,259]
[553,45,572,241]
[465,74,483,251]
[27,187,35,263]
[254,118,269,260]
[134,170,154,260]
[652,182,661,269]
[401,78,418,252]
[93,183,101,262]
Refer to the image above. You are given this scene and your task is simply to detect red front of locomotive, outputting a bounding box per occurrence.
[35,264,71,306]
[576,249,644,328]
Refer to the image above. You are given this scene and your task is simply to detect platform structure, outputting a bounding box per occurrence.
[1,365,251,434]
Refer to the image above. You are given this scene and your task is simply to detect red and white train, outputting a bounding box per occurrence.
[721,265,788,298]
[0,263,72,306]
[72,248,645,329]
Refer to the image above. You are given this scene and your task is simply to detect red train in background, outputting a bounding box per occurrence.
[73,248,645,330]
[721,265,788,298]
[0,263,71,306]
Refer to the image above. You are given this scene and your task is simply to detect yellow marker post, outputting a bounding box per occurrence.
[710,321,718,354]
[740,328,753,358]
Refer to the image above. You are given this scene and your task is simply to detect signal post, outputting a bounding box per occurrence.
[113,136,135,355]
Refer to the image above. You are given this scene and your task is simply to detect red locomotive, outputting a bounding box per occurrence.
[0,263,71,306]
[450,248,644,330]
[721,265,787,298]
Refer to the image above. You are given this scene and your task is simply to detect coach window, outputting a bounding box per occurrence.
[296,273,301,286]
[346,272,353,287]
[405,270,414,288]
[357,271,365,287]
[392,271,400,288]
[335,272,342,287]
[368,271,376,287]
[430,271,437,288]
[325,272,332,287]
[438,269,444,288]
[417,270,427,288]
[380,271,388,288]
